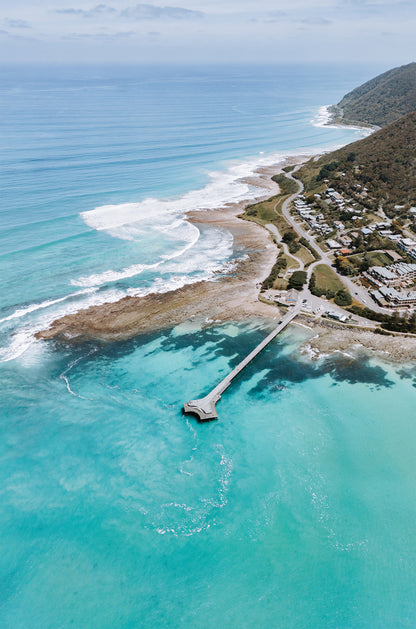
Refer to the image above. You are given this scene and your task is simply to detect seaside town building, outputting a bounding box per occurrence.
[339,235,352,247]
[367,263,416,288]
[384,250,403,262]
[372,286,416,308]
[326,189,344,204]
[398,237,416,259]
[326,239,342,249]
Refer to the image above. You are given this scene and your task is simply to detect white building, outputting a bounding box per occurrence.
[326,239,341,249]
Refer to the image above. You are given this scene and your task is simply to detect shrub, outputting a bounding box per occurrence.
[317,161,340,181]
[334,288,353,307]
[282,230,297,243]
[261,256,288,290]
[288,270,307,290]
[288,240,301,254]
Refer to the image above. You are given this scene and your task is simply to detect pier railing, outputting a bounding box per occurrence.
[183,302,301,421]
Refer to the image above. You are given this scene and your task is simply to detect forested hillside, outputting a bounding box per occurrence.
[297,111,416,213]
[330,62,416,127]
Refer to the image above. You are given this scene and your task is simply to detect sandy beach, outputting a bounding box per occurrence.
[35,161,289,342]
[35,154,416,364]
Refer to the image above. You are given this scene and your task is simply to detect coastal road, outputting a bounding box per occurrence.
[278,167,390,315]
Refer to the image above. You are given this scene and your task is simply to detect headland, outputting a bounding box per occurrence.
[35,63,416,364]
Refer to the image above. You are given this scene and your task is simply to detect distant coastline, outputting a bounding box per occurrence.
[314,104,377,134]
[32,65,416,364]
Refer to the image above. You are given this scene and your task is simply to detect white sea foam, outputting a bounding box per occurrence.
[71,222,201,288]
[72,261,159,288]
[312,105,374,136]
[313,105,334,128]
[79,149,302,244]
[81,201,200,242]
[80,134,364,251]
[74,151,284,291]
[126,271,216,299]
[0,287,125,363]
[0,288,96,324]
[161,228,234,276]
[1,128,370,363]
[0,330,40,364]
[0,230,232,363]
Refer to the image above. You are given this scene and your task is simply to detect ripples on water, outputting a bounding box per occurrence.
[1,65,415,627]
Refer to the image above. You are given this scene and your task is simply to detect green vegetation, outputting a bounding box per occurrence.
[334,255,358,276]
[261,256,287,291]
[309,264,346,295]
[296,245,315,267]
[288,270,307,290]
[346,250,391,272]
[272,173,299,195]
[282,230,300,254]
[241,190,292,236]
[349,306,416,334]
[335,247,395,276]
[358,250,390,267]
[297,111,416,214]
[283,254,301,271]
[317,161,340,181]
[281,229,318,265]
[244,195,280,224]
[242,173,302,250]
[299,237,320,261]
[309,264,352,305]
[347,304,387,322]
[382,311,416,333]
[330,62,416,128]
[334,289,352,307]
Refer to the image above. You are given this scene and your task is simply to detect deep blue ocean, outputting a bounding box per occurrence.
[1,65,416,628]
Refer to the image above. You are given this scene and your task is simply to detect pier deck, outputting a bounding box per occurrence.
[183,302,301,421]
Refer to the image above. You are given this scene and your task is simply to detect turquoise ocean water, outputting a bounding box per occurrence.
[1,65,416,627]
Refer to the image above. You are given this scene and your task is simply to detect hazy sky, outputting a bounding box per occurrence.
[1,0,415,64]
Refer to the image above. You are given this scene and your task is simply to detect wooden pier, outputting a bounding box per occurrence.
[183,302,301,421]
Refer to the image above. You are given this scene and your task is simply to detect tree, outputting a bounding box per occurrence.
[288,271,307,290]
[359,255,370,273]
[335,255,356,276]
[282,230,297,243]
[408,311,416,333]
[334,288,353,307]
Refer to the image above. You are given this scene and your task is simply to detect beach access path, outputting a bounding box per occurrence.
[266,223,304,272]
[278,167,390,315]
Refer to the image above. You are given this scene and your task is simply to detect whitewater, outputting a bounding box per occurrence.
[2,64,416,629]
[0,141,366,362]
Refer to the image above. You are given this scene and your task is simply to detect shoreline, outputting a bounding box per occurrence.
[297,317,416,364]
[315,104,377,134]
[36,154,315,344]
[34,129,415,365]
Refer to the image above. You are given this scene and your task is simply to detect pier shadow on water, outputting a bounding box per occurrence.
[37,321,396,410]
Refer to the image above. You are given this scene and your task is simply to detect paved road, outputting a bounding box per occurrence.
[265,224,304,271]
[279,168,390,315]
